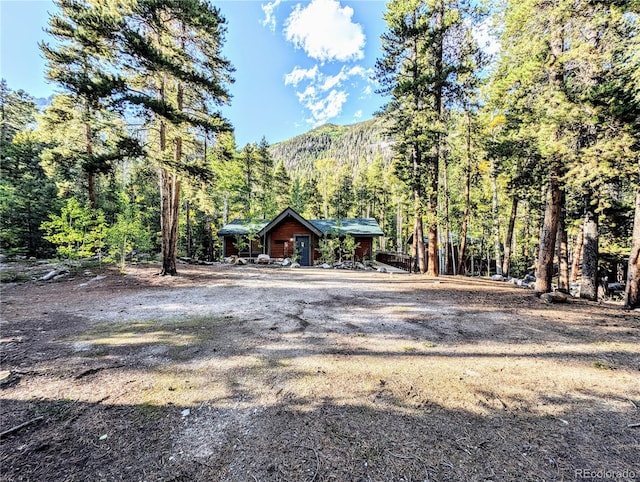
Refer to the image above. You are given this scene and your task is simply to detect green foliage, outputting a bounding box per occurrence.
[105,193,152,268]
[269,119,393,176]
[232,234,248,254]
[42,197,106,259]
[340,234,360,263]
[0,85,59,257]
[316,237,337,264]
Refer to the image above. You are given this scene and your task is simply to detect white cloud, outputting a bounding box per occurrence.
[353,109,363,119]
[284,65,319,87]
[306,89,348,125]
[261,0,282,32]
[284,0,365,63]
[285,64,372,125]
[320,70,347,91]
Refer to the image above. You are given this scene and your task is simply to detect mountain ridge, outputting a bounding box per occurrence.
[268,117,395,175]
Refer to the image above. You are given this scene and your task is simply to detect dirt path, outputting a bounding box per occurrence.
[1,262,638,481]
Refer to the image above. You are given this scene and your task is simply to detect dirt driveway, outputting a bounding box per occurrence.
[1,262,638,481]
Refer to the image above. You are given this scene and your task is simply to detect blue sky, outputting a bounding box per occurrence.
[1,0,389,146]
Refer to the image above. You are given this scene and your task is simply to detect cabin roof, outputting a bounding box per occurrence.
[217,219,269,236]
[257,207,324,237]
[310,218,384,236]
[218,208,384,237]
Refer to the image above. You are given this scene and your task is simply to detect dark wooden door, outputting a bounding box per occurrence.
[295,235,311,266]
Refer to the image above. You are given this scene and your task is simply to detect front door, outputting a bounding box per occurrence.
[295,235,311,266]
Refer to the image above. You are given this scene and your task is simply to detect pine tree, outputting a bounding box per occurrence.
[104,0,234,275]
[272,160,292,212]
[376,0,484,275]
[0,83,59,257]
[255,137,275,217]
[40,0,135,209]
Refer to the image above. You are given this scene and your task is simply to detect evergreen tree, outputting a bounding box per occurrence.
[103,0,234,275]
[40,0,136,209]
[376,0,484,275]
[255,137,275,217]
[0,83,58,257]
[272,160,292,212]
[238,143,259,218]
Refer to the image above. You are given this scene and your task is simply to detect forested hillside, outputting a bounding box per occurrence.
[269,118,394,174]
[0,0,638,307]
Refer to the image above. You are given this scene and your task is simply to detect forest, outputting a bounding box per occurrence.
[0,0,638,308]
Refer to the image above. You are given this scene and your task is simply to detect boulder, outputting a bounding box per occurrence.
[491,274,505,282]
[257,254,271,264]
[540,292,568,304]
[321,263,332,269]
[290,262,301,269]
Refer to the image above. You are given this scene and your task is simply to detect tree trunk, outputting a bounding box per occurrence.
[457,111,472,275]
[205,214,214,262]
[185,200,192,259]
[535,171,562,293]
[426,0,444,278]
[581,196,599,301]
[414,193,426,274]
[502,196,518,277]
[490,160,502,276]
[557,190,569,293]
[443,155,452,274]
[625,190,640,309]
[160,166,180,276]
[223,191,229,225]
[396,198,403,253]
[84,97,97,210]
[570,224,584,283]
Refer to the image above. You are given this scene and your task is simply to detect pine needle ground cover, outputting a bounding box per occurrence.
[1,263,638,481]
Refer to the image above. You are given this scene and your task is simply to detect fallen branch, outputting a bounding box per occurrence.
[0,416,44,439]
[75,364,124,380]
[628,422,640,428]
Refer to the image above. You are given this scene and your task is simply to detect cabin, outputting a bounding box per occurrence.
[218,207,384,266]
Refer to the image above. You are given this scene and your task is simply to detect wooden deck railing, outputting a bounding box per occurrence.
[375,251,413,272]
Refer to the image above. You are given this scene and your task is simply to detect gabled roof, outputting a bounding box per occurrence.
[257,207,324,237]
[311,218,384,236]
[218,208,384,237]
[217,219,269,236]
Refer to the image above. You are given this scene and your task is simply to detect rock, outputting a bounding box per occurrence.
[281,258,292,266]
[181,408,190,417]
[377,267,387,273]
[540,292,568,304]
[491,274,505,282]
[321,263,332,269]
[355,262,367,270]
[236,258,248,265]
[290,262,301,269]
[523,274,536,283]
[257,254,271,264]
